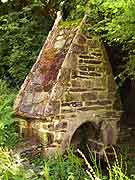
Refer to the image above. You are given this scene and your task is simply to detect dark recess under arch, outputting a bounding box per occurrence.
[70,122,103,159]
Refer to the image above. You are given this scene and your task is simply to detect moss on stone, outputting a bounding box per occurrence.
[60,19,81,28]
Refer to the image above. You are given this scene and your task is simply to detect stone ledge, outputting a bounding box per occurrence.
[77,105,105,111]
[85,100,112,106]
[79,59,102,64]
[78,70,101,77]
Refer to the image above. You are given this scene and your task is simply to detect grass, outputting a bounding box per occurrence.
[0,146,135,180]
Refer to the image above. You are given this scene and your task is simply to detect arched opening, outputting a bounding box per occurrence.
[70,122,103,159]
[70,121,109,175]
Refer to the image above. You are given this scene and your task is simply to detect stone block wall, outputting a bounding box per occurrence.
[14,13,122,156]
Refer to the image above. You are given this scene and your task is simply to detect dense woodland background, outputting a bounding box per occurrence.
[0,0,135,179]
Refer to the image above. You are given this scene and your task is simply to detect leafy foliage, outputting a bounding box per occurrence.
[64,0,135,84]
[0,1,135,179]
[0,0,62,16]
[0,0,135,86]
[0,148,88,180]
[0,147,134,180]
[86,0,135,81]
[43,150,89,180]
[1,0,134,86]
[0,147,36,180]
[0,4,53,87]
[0,80,19,148]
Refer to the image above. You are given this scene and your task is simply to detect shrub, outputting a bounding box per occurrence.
[0,80,19,148]
[0,6,53,87]
[64,0,135,84]
[0,147,36,180]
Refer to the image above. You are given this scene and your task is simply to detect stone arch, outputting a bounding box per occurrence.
[61,120,103,156]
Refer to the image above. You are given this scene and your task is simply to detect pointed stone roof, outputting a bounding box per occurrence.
[14,12,120,120]
[14,12,76,119]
